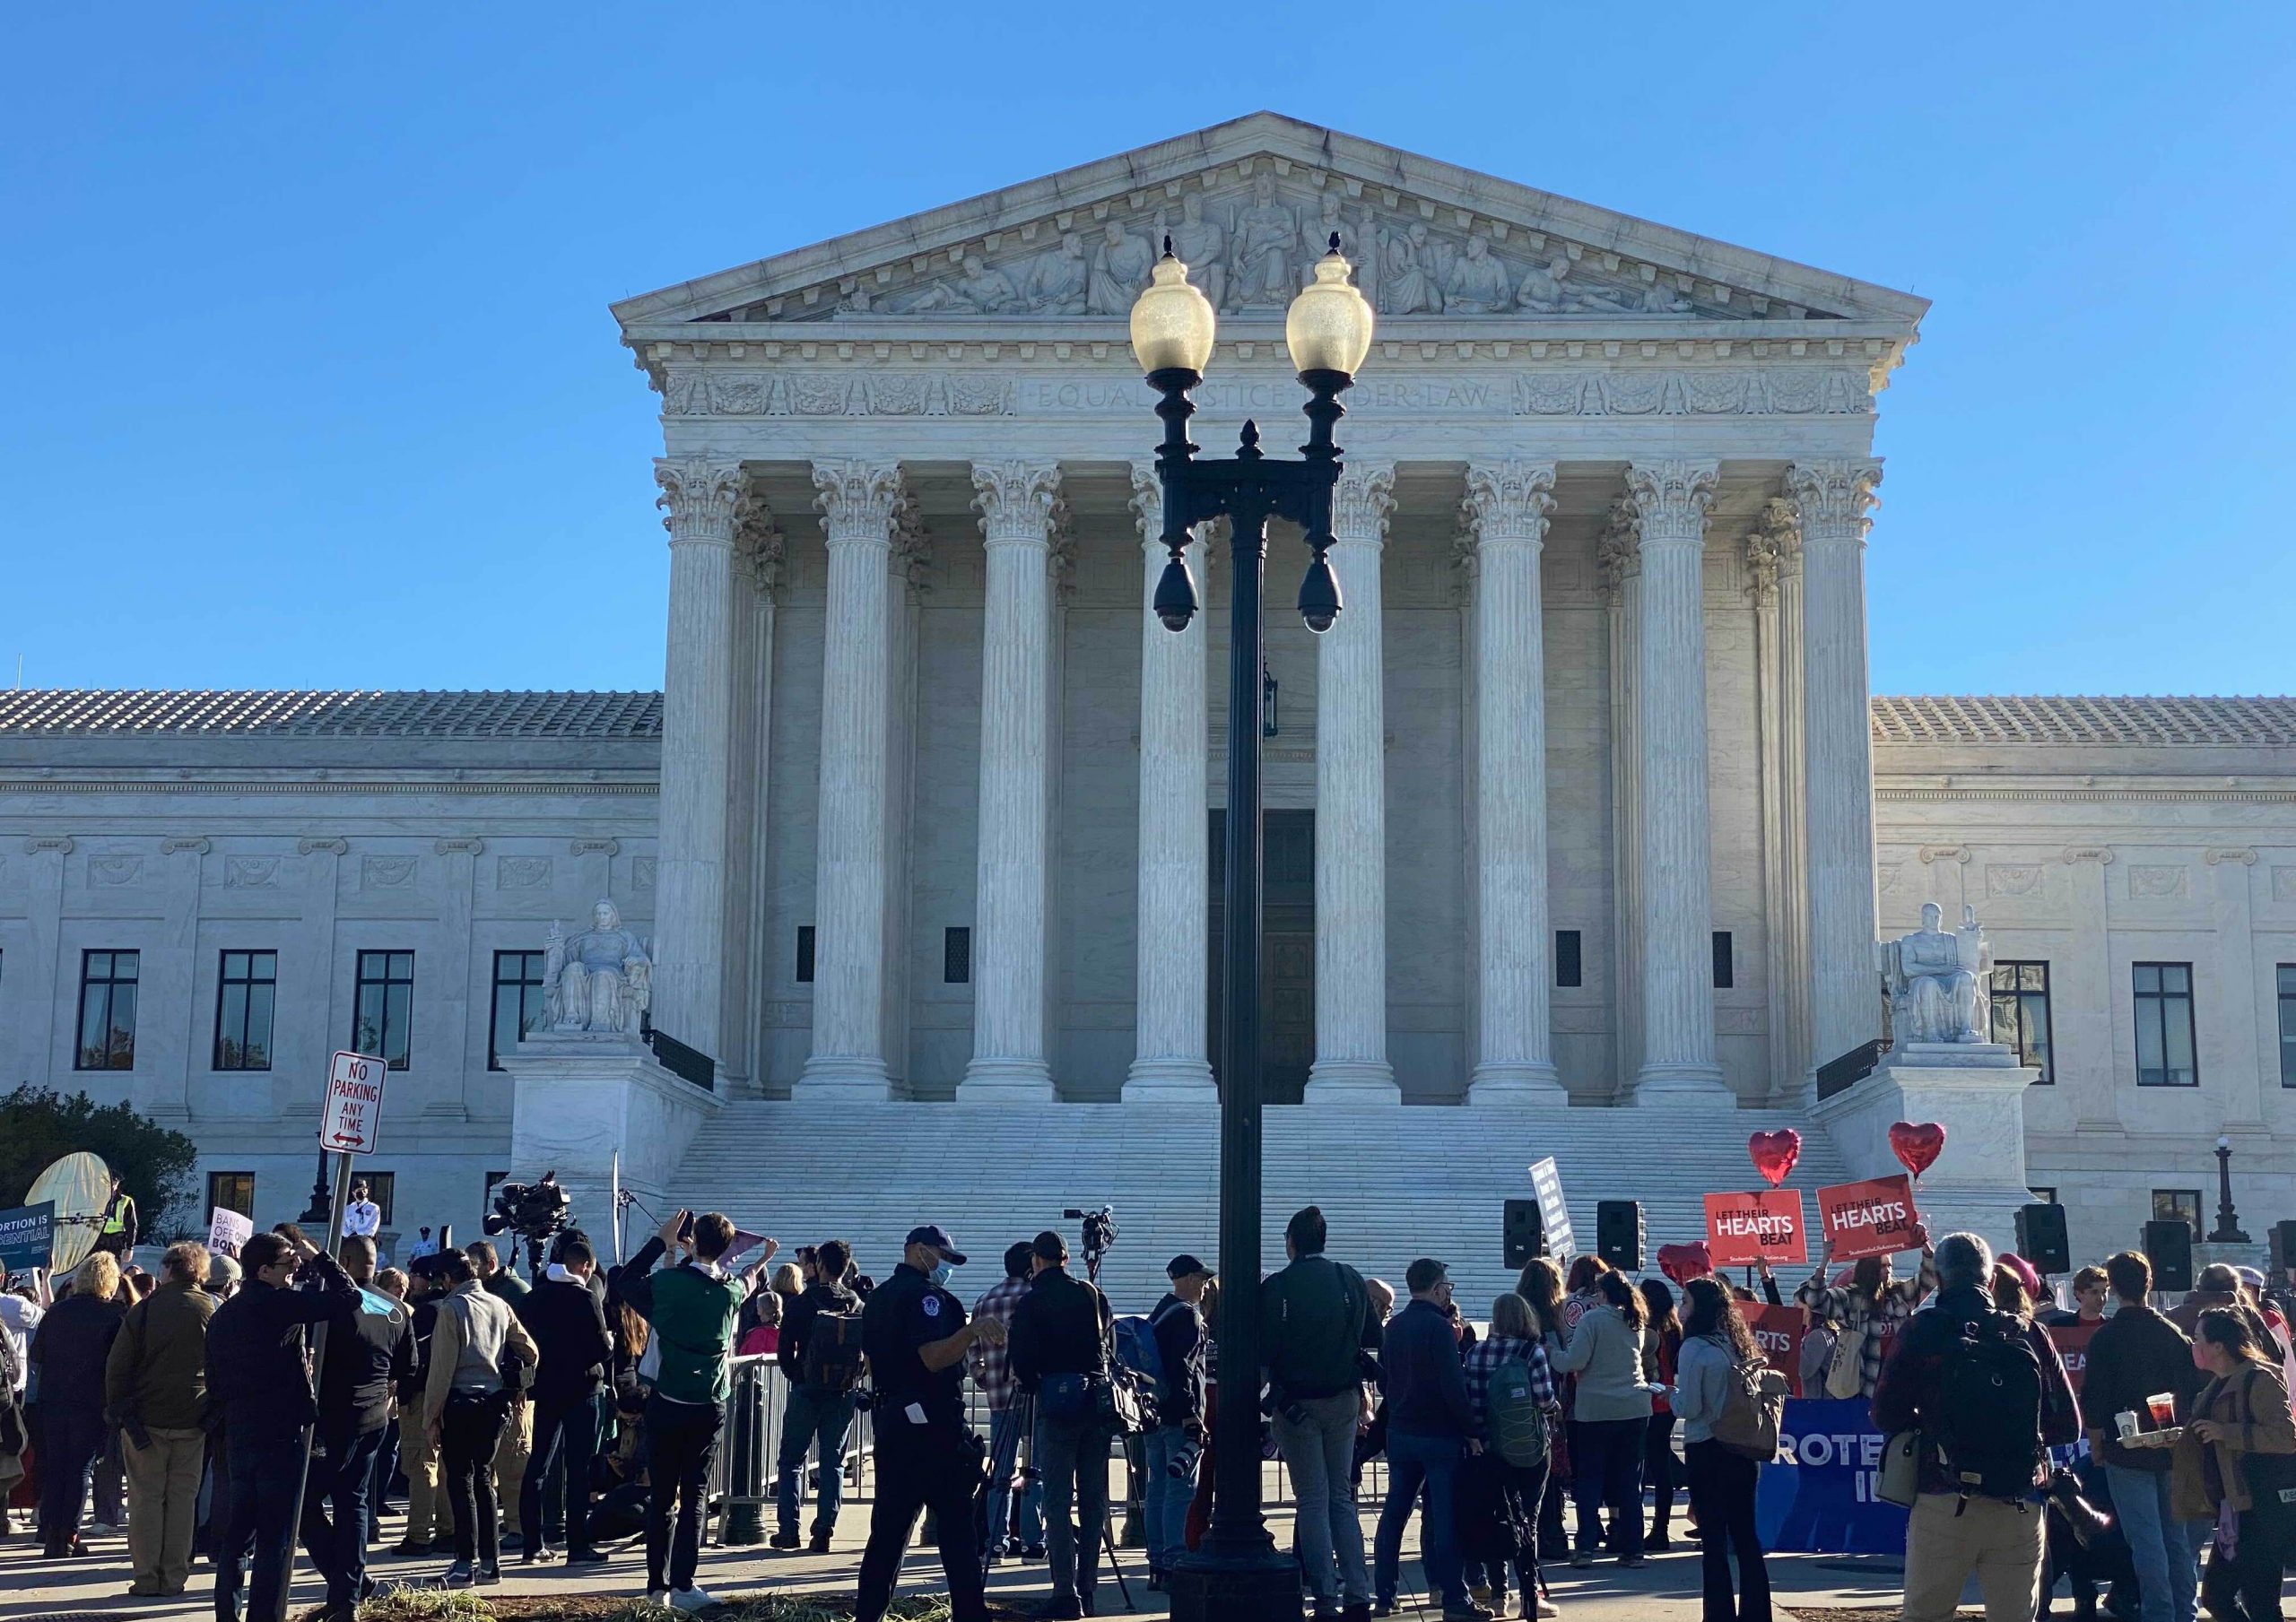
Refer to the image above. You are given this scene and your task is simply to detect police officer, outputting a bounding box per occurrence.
[855,1224,1002,1622]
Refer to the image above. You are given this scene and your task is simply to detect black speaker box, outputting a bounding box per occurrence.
[1503,1199,1544,1269]
[2269,1219,2296,1279]
[1596,1199,1645,1272]
[2144,1219,2194,1294]
[2016,1202,2071,1277]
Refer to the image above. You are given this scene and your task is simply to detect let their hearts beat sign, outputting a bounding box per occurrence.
[1703,1190,1809,1268]
[1746,1304,1806,1396]
[1815,1174,1925,1262]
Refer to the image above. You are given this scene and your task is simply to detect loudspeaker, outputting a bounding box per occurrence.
[2270,1219,2296,1279]
[2144,1219,2194,1294]
[1503,1199,1544,1269]
[1596,1200,1645,1272]
[2016,1203,2071,1277]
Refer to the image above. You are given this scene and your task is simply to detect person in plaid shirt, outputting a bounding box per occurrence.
[1463,1294,1561,1619]
[970,1242,1043,1562]
[1796,1240,1938,1401]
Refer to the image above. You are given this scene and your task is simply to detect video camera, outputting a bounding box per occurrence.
[1064,1205,1118,1280]
[485,1169,574,1249]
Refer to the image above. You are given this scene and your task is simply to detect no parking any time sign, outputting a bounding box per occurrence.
[320,1050,387,1154]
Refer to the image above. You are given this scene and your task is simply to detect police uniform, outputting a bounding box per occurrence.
[855,1259,989,1622]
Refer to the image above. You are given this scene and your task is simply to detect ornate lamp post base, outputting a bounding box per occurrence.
[1167,1547,1305,1622]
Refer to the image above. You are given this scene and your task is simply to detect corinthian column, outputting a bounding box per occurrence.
[1307,461,1400,1104]
[1125,466,1214,1101]
[1748,501,1812,1101]
[652,456,744,1060]
[960,459,1063,1100]
[1627,460,1729,1101]
[797,459,904,1099]
[1790,459,1883,1089]
[1464,461,1566,1102]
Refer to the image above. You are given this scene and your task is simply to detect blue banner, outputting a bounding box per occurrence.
[0,1201,56,1276]
[1755,1396,1909,1555]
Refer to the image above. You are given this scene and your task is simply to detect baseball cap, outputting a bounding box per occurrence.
[206,1254,242,1289]
[905,1225,968,1266]
[1168,1253,1210,1280]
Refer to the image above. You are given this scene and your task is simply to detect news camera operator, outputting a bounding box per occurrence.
[1010,1227,1118,1620]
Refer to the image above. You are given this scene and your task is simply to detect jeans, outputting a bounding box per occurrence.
[1272,1390,1372,1609]
[440,1392,511,1567]
[122,1424,206,1591]
[1143,1424,1196,1575]
[1685,1438,1770,1622]
[213,1427,303,1622]
[300,1424,385,1612]
[36,1401,107,1549]
[2101,1464,2203,1622]
[1034,1406,1116,1607]
[1376,1430,1467,1609]
[1903,1492,2045,1622]
[1569,1418,1646,1558]
[523,1390,602,1556]
[775,1383,857,1540]
[1645,1412,1680,1540]
[645,1392,723,1592]
[367,1417,400,1541]
[983,1403,1044,1553]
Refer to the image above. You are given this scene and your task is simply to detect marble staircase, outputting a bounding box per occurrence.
[657,1099,1866,1312]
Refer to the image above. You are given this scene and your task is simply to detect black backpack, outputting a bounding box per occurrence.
[1928,1309,2045,1499]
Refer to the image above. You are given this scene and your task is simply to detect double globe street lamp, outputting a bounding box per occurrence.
[1128,236,1374,1621]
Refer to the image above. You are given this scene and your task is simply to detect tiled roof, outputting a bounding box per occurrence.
[1870,696,2296,748]
[0,690,664,738]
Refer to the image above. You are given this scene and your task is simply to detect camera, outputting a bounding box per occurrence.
[485,1169,573,1248]
[1063,1205,1118,1279]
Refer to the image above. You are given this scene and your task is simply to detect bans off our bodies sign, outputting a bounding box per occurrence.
[1703,1190,1808,1268]
[1815,1174,1925,1262]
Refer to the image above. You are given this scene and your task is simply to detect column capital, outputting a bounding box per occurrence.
[1787,458,1883,539]
[970,459,1064,546]
[1624,459,1720,546]
[1331,461,1396,542]
[655,456,745,547]
[1461,460,1557,544]
[811,459,904,544]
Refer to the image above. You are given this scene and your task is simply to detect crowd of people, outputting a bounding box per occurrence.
[1,1199,2292,1622]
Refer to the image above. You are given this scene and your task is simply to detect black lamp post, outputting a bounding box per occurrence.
[1129,237,1373,1622]
[298,1147,334,1227]
[2210,1134,2249,1244]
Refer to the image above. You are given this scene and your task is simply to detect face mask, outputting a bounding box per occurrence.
[928,1260,953,1288]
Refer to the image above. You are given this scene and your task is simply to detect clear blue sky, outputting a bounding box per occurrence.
[4,4,2291,698]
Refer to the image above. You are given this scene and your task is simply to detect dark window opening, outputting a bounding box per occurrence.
[796,926,815,984]
[944,926,971,984]
[1555,930,1582,989]
[1711,931,1734,990]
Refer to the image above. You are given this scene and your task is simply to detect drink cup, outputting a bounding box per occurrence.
[2145,1392,2176,1428]
[2115,1410,2142,1442]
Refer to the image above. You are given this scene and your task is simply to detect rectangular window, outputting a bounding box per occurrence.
[2152,1189,2201,1236]
[1989,960,2055,1083]
[489,950,549,1071]
[2133,962,2196,1087]
[207,1171,255,1219]
[357,1171,396,1227]
[796,925,815,984]
[2278,965,2296,1087]
[213,950,277,1071]
[352,950,415,1071]
[1711,931,1734,990]
[75,950,140,1070]
[944,926,971,985]
[1555,930,1582,989]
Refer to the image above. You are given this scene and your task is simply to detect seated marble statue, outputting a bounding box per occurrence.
[1879,901,1988,1044]
[1444,236,1512,313]
[544,899,653,1036]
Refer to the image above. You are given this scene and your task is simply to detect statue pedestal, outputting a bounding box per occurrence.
[1813,1042,2038,1253]
[500,1031,722,1255]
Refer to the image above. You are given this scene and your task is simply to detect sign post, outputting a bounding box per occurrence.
[1528,1158,1575,1262]
[277,1053,387,1622]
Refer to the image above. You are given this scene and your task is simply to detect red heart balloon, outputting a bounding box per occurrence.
[1748,1129,1802,1188]
[1657,1242,1712,1286]
[1890,1120,1946,1179]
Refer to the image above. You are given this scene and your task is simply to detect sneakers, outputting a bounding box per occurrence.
[1373,1603,1399,1618]
[565,1547,611,1566]
[769,1530,801,1550]
[1442,1606,1496,1622]
[522,1543,560,1565]
[1618,1555,1648,1569]
[647,1588,673,1608]
[477,1561,502,1585]
[500,1531,525,1552]
[670,1589,722,1614]
[809,1531,833,1553]
[445,1560,474,1588]
[1535,1600,1561,1619]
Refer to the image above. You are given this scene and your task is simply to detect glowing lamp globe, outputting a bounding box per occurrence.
[1285,244,1375,378]
[1129,251,1218,377]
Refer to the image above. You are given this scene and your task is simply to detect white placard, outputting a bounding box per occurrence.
[1528,1156,1576,1262]
[319,1050,387,1154]
[207,1206,254,1258]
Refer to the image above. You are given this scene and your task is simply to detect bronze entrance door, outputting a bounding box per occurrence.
[1207,809,1315,1103]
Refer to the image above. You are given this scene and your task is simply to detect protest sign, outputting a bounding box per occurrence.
[2048,1321,2100,1394]
[1527,1157,1575,1262]
[0,1202,56,1275]
[1814,1174,1924,1262]
[1755,1396,1909,1554]
[1704,1190,1808,1268]
[1745,1304,1806,1397]
[208,1206,255,1259]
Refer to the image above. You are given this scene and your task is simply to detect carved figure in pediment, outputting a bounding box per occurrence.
[1380,223,1447,315]
[1086,219,1155,317]
[1228,174,1299,308]
[1563,274,1637,314]
[1639,280,1692,314]
[1022,232,1089,315]
[905,253,1021,315]
[1444,235,1512,313]
[1517,256,1570,312]
[1165,195,1226,308]
[1352,204,1383,312]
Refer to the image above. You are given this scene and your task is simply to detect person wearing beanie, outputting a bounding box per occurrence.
[1142,1254,1210,1589]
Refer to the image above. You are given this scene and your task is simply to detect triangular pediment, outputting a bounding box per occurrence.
[613,113,1926,335]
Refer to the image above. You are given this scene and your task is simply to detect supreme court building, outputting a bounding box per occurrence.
[4,117,2291,1297]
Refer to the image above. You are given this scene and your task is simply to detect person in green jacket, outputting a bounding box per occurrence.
[103,1240,215,1596]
